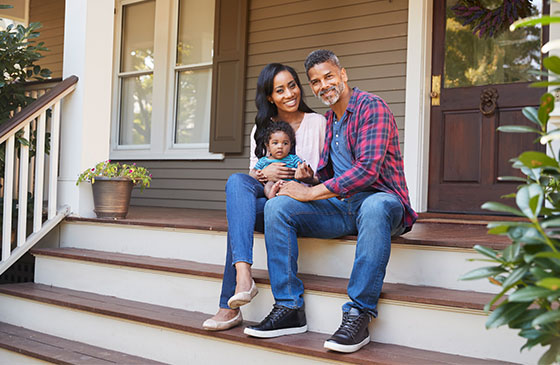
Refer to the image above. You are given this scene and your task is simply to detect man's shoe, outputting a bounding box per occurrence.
[244,304,307,338]
[227,280,258,309]
[202,311,243,331]
[324,307,371,353]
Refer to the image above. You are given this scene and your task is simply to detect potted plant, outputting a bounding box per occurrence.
[76,160,152,218]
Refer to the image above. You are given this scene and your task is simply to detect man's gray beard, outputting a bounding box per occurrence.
[315,82,345,106]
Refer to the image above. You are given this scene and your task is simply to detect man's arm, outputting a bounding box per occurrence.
[277,181,337,201]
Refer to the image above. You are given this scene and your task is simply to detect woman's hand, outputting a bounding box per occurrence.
[294,162,314,183]
[261,163,295,182]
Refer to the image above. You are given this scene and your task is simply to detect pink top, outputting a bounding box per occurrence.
[250,113,327,174]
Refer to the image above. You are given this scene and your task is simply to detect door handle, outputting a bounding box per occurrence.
[431,75,441,106]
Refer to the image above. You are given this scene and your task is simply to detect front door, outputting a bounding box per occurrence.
[428,0,546,213]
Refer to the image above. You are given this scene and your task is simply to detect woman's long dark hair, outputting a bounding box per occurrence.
[253,63,314,158]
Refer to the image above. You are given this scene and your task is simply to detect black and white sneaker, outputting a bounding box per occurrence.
[324,307,371,353]
[244,304,307,338]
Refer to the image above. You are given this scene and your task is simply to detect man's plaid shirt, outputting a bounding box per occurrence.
[316,88,417,232]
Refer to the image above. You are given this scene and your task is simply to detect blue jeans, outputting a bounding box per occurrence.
[264,191,404,317]
[219,173,266,309]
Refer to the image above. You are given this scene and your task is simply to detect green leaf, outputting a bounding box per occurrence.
[539,93,556,126]
[511,15,560,29]
[481,202,524,217]
[497,125,542,134]
[502,266,529,288]
[530,81,560,88]
[459,266,506,281]
[544,56,560,75]
[516,184,544,219]
[523,107,541,127]
[497,176,527,182]
[538,343,560,365]
[533,310,560,326]
[518,151,559,169]
[537,278,560,291]
[509,286,556,302]
[533,252,560,261]
[503,242,522,262]
[542,217,560,228]
[509,308,547,329]
[486,301,531,329]
[473,245,501,261]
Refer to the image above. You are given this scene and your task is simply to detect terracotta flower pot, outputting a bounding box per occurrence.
[91,176,134,218]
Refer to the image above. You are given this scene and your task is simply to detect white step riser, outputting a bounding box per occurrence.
[34,256,538,363]
[59,222,498,293]
[0,349,52,364]
[0,295,330,365]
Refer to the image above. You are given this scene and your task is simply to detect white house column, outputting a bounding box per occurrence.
[403,0,433,213]
[59,0,115,217]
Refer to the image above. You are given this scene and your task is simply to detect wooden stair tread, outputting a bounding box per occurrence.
[32,247,496,311]
[0,321,165,364]
[66,206,512,250]
[0,283,512,365]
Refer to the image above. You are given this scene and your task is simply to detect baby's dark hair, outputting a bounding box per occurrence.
[265,121,296,147]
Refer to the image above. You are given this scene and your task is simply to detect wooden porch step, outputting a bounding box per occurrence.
[32,247,496,311]
[0,321,165,364]
[65,206,512,250]
[0,283,512,365]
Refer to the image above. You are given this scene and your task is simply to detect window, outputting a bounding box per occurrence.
[112,0,225,160]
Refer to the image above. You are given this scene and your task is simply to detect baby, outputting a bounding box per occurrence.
[251,121,310,199]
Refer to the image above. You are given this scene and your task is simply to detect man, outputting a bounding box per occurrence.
[244,49,417,353]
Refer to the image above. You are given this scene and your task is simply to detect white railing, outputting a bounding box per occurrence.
[0,76,78,275]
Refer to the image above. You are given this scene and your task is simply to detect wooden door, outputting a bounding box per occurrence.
[428,0,546,214]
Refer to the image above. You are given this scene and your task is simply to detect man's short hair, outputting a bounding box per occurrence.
[304,49,341,74]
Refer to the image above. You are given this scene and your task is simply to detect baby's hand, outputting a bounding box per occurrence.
[255,169,268,183]
[264,180,284,199]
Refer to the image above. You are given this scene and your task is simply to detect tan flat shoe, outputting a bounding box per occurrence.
[228,280,258,309]
[202,311,243,331]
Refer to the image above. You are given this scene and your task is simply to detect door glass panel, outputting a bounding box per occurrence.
[444,0,542,88]
[175,69,212,144]
[120,0,156,72]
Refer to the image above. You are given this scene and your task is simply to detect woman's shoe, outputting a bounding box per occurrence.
[227,280,259,309]
[202,311,243,331]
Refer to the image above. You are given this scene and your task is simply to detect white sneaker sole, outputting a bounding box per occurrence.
[244,325,308,338]
[323,336,370,353]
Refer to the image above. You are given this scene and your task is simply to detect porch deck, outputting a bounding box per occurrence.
[66,206,512,250]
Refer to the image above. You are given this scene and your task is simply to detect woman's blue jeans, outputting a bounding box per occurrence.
[264,191,404,317]
[219,173,266,309]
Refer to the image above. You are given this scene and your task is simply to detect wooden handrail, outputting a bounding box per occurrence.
[0,75,79,139]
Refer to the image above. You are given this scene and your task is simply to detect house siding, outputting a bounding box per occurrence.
[130,0,408,210]
[29,0,65,79]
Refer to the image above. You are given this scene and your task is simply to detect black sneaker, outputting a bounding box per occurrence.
[324,307,371,353]
[244,304,307,338]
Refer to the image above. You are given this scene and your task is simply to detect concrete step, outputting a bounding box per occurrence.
[54,220,501,293]
[0,283,515,365]
[31,247,539,363]
[0,321,165,364]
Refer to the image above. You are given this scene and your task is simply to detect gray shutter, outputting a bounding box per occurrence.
[209,0,248,153]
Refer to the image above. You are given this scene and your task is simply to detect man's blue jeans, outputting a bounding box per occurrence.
[264,191,404,317]
[219,173,266,309]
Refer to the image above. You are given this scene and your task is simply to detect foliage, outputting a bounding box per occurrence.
[461,7,560,364]
[76,160,152,192]
[0,21,51,124]
[451,0,535,38]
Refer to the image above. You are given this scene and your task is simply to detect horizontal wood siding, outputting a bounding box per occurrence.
[29,0,64,78]
[130,0,408,209]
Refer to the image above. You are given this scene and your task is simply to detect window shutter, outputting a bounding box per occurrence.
[209,0,248,153]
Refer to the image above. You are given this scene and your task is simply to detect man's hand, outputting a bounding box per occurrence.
[294,162,315,183]
[261,163,295,182]
[277,181,312,201]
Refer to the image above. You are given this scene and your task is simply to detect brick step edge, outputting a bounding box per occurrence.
[0,321,165,365]
[32,247,496,312]
[0,283,513,365]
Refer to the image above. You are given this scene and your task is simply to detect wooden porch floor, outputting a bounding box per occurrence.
[66,206,513,250]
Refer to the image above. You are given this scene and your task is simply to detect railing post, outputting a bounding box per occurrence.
[48,102,61,219]
[33,113,46,233]
[17,125,30,247]
[2,135,15,261]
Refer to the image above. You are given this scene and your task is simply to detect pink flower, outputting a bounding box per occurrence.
[91,168,95,171]
[129,169,133,173]
[149,174,152,177]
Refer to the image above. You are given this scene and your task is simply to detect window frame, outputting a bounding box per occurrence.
[111,0,224,160]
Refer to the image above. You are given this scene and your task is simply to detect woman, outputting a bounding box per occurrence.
[202,63,326,330]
